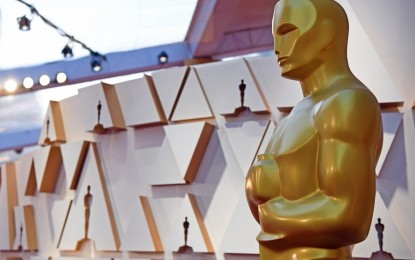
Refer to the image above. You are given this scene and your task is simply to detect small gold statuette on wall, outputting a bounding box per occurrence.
[178,217,193,253]
[92,100,107,134]
[232,79,251,116]
[76,185,96,253]
[221,79,251,116]
[18,224,23,251]
[245,0,383,259]
[42,117,52,145]
[370,218,395,259]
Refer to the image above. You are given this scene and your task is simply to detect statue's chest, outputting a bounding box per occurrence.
[272,105,318,156]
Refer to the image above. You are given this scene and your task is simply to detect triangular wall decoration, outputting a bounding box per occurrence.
[170,68,213,122]
[152,194,214,253]
[53,199,73,248]
[61,141,91,190]
[151,66,189,119]
[353,192,412,259]
[0,163,19,250]
[78,82,126,134]
[120,196,163,252]
[194,59,268,115]
[13,205,38,251]
[164,122,215,182]
[38,100,66,146]
[337,0,404,108]
[114,77,167,127]
[59,143,120,251]
[377,112,403,176]
[220,189,260,254]
[33,146,62,193]
[223,119,271,176]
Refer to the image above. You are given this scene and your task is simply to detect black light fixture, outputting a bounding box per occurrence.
[90,52,106,72]
[158,51,168,64]
[91,59,102,72]
[61,43,73,58]
[17,15,31,31]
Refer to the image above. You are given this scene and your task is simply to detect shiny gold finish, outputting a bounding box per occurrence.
[246,0,383,259]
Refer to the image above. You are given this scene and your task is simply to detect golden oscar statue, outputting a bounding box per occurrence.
[245,0,383,259]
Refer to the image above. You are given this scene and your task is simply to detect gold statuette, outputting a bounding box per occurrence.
[246,0,383,259]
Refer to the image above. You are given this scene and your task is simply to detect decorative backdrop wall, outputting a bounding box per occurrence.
[1,0,414,259]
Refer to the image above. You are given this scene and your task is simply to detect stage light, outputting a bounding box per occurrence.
[17,15,31,31]
[90,53,106,72]
[23,77,34,89]
[56,72,67,83]
[61,44,73,58]
[4,79,18,92]
[158,51,168,64]
[91,59,102,72]
[39,75,50,86]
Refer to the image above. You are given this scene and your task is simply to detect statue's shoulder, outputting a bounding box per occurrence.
[327,85,378,108]
[315,85,381,140]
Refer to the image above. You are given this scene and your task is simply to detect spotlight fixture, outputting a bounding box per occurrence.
[4,79,18,92]
[91,59,102,72]
[56,72,67,83]
[158,51,168,64]
[23,77,34,89]
[17,15,31,31]
[39,75,50,86]
[90,52,106,72]
[61,43,73,58]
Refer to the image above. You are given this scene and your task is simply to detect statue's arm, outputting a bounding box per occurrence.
[246,153,280,223]
[246,118,287,223]
[258,89,382,247]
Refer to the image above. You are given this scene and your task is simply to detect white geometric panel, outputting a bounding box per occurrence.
[0,163,19,250]
[59,143,120,251]
[223,120,271,176]
[220,189,259,254]
[245,56,303,112]
[13,206,25,251]
[32,146,62,193]
[78,82,126,132]
[195,59,268,115]
[120,196,163,252]
[337,0,404,106]
[151,66,189,119]
[377,113,403,176]
[38,101,66,145]
[53,199,73,248]
[15,153,36,197]
[353,192,412,259]
[164,122,215,182]
[114,77,167,127]
[152,194,214,253]
[59,94,95,143]
[13,205,37,251]
[134,126,185,186]
[61,141,90,190]
[170,68,213,122]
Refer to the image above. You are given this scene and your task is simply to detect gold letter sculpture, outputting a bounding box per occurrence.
[245,0,383,259]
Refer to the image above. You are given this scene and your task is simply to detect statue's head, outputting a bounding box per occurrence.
[273,0,349,80]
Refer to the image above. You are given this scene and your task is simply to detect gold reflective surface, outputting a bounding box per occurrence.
[246,0,383,259]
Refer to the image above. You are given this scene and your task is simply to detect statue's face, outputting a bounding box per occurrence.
[272,0,320,79]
